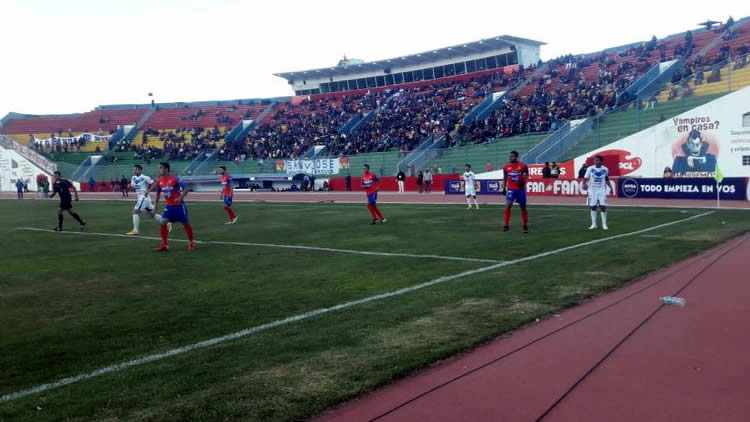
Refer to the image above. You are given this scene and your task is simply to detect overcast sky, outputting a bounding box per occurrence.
[0,0,746,117]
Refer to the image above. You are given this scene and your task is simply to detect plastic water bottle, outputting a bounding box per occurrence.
[660,296,686,306]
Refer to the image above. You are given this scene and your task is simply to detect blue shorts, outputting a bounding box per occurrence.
[162,204,189,224]
[223,195,233,206]
[505,189,527,206]
[367,192,378,204]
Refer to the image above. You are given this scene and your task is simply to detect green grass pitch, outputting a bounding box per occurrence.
[1,199,748,421]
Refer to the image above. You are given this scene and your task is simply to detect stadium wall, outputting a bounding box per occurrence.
[0,145,53,191]
[328,174,458,192]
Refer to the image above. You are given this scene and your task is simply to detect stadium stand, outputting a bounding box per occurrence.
[2,16,748,180]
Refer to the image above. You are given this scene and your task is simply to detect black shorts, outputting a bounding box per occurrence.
[60,200,73,210]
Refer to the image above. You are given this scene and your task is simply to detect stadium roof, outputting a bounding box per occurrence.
[274,35,544,81]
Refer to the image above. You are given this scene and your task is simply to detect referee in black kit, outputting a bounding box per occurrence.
[49,171,86,231]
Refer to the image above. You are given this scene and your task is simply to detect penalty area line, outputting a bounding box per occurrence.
[15,227,500,264]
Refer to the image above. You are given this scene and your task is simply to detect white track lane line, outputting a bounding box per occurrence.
[0,211,714,403]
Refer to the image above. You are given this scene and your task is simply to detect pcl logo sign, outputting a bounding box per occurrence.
[586,150,642,176]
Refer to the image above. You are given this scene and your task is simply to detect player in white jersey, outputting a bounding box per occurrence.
[462,164,479,209]
[583,155,610,230]
[126,164,169,235]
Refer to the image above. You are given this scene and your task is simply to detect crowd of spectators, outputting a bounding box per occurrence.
[35,17,745,164]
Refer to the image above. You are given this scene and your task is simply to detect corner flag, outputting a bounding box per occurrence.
[714,165,724,184]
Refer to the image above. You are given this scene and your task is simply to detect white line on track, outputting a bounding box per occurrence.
[0,211,714,403]
[15,227,500,263]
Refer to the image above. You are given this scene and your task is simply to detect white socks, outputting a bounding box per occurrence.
[466,197,472,206]
[590,210,608,227]
[132,214,140,232]
[472,198,479,207]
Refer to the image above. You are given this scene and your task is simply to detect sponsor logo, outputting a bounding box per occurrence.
[488,181,501,192]
[450,181,461,191]
[621,178,639,198]
[586,149,642,176]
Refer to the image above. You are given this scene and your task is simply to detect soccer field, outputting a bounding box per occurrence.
[1,199,748,421]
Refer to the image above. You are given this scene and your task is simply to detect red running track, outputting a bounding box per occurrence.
[3,191,750,209]
[313,234,750,422]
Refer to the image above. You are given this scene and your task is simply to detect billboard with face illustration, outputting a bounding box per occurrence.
[572,86,750,178]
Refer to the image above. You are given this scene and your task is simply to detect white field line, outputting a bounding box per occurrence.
[15,228,500,263]
[0,211,714,403]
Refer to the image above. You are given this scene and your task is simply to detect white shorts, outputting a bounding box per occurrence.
[587,189,607,206]
[134,195,154,212]
[465,186,477,197]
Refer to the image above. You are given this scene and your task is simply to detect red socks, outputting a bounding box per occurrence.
[372,205,384,220]
[504,208,528,227]
[160,225,168,245]
[224,206,236,221]
[367,204,384,220]
[160,223,193,245]
[184,224,194,242]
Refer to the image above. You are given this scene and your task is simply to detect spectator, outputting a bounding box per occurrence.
[578,163,588,179]
[663,166,674,178]
[416,171,424,193]
[424,169,433,193]
[88,177,96,192]
[40,178,49,198]
[485,161,494,172]
[120,175,129,197]
[396,169,406,193]
[550,162,561,178]
[345,173,352,191]
[543,162,552,179]
[451,164,458,174]
[16,179,24,199]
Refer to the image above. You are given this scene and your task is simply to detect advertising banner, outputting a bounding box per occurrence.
[572,87,750,178]
[277,158,341,175]
[444,178,618,197]
[618,177,748,200]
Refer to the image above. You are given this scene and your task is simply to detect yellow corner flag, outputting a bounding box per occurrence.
[714,165,724,184]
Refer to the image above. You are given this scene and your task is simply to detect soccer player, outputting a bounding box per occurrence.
[361,164,386,224]
[147,162,195,251]
[126,164,170,235]
[502,151,529,233]
[49,171,86,231]
[583,155,610,230]
[218,166,238,224]
[462,164,479,209]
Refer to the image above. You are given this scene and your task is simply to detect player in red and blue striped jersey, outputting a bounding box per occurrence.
[218,166,238,225]
[147,162,196,251]
[502,151,529,233]
[361,164,386,225]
